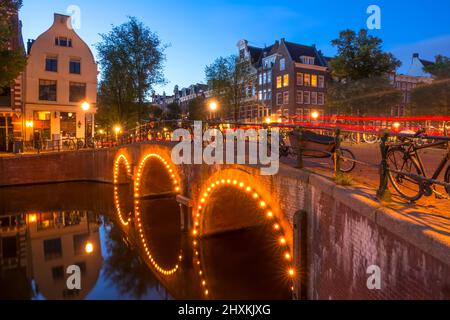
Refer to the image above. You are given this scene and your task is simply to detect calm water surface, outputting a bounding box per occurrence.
[0,182,292,300]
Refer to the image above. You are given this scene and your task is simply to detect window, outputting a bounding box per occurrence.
[297,73,304,86]
[283,91,289,105]
[259,74,263,85]
[45,56,58,72]
[263,90,267,101]
[52,266,65,281]
[55,37,72,47]
[301,56,315,65]
[268,89,272,100]
[283,74,289,87]
[258,90,263,101]
[311,75,318,87]
[296,90,303,104]
[318,76,325,88]
[267,70,272,83]
[69,82,86,102]
[73,234,89,255]
[304,91,311,104]
[304,74,311,86]
[276,93,283,105]
[280,58,286,71]
[276,76,282,89]
[311,92,318,105]
[69,59,81,74]
[318,92,325,105]
[263,73,267,84]
[39,80,57,101]
[44,238,63,261]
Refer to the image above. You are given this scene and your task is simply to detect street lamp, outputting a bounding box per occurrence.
[85,242,94,254]
[311,111,320,121]
[81,101,90,141]
[114,125,122,142]
[209,101,218,120]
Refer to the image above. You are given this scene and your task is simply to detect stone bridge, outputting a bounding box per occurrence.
[0,141,449,299]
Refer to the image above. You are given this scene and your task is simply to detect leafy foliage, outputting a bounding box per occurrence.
[96,17,166,129]
[0,0,26,87]
[410,55,450,116]
[327,29,402,115]
[188,96,207,121]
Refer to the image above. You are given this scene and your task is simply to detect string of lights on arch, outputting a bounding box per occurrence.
[134,153,182,276]
[114,154,132,226]
[192,179,296,299]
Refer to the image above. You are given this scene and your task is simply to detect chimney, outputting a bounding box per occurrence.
[54,13,71,28]
[27,39,35,54]
[413,53,420,59]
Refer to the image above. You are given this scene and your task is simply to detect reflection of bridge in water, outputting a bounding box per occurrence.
[0,141,449,300]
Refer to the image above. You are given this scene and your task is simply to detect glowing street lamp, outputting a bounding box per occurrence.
[311,111,320,121]
[393,122,401,130]
[81,102,91,140]
[265,117,272,124]
[85,242,94,254]
[208,101,218,120]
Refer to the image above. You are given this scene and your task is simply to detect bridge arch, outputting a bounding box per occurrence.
[191,169,296,298]
[113,154,133,226]
[134,153,182,276]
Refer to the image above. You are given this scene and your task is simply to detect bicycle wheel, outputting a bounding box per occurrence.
[387,147,423,202]
[363,133,379,144]
[445,166,450,196]
[339,149,356,173]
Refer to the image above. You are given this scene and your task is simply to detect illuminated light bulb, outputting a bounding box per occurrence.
[85,242,94,254]
[199,271,203,275]
[246,187,251,192]
[216,181,220,185]
[202,281,206,286]
[198,206,202,210]
[227,180,231,184]
[207,188,211,192]
[280,237,286,245]
[253,193,259,199]
[211,184,216,188]
[175,187,180,192]
[197,261,200,265]
[193,241,197,246]
[267,211,273,218]
[179,255,183,261]
[196,251,199,256]
[260,201,266,208]
[239,182,244,188]
[205,290,209,296]
[203,193,208,197]
[196,213,200,218]
[285,253,291,260]
[200,198,205,203]
[289,268,295,277]
[274,224,280,230]
[221,180,225,184]
[193,230,198,236]
[195,221,199,227]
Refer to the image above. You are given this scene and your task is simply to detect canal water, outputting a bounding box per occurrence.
[0,182,292,300]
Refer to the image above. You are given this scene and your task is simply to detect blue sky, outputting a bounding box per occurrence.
[20,0,450,94]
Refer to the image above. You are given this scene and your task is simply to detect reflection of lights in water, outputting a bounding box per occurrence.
[192,179,296,299]
[134,153,182,276]
[114,154,132,226]
[85,242,94,254]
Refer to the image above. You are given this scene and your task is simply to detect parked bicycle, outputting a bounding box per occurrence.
[386,129,450,202]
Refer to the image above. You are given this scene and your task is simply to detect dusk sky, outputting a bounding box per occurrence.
[20,0,450,95]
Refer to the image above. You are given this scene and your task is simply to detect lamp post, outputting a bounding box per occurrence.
[209,101,218,121]
[114,125,122,143]
[81,102,90,142]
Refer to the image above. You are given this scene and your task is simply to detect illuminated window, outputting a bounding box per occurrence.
[267,70,272,83]
[311,75,318,87]
[304,74,311,86]
[283,74,289,87]
[297,73,303,86]
[276,76,282,89]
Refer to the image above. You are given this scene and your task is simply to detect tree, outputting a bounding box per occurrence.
[96,17,166,129]
[163,102,181,120]
[0,0,26,87]
[410,55,450,116]
[187,96,207,121]
[205,55,255,121]
[327,29,402,115]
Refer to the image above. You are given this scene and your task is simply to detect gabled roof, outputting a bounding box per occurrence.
[419,59,435,68]
[284,41,328,67]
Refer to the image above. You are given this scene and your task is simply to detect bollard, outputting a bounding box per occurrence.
[377,132,391,201]
[334,128,342,176]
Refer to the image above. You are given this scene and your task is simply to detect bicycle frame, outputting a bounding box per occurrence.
[405,140,450,185]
